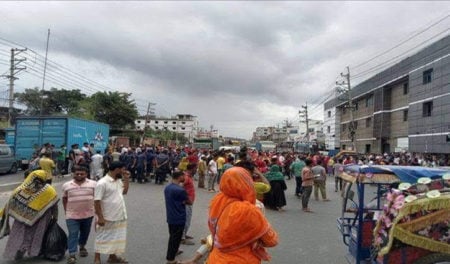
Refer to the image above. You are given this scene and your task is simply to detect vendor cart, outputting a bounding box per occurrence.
[337,165,450,264]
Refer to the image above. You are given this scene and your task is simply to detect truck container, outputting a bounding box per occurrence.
[14,116,109,169]
[4,127,15,149]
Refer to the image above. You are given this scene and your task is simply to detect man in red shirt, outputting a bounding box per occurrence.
[181,163,197,245]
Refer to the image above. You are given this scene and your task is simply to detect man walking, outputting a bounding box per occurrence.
[90,150,104,180]
[164,171,190,264]
[62,165,97,264]
[301,159,315,212]
[290,155,306,197]
[94,162,130,264]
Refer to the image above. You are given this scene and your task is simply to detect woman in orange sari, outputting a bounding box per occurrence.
[207,167,278,264]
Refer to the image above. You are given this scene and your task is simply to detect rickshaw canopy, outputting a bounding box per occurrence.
[343,165,449,184]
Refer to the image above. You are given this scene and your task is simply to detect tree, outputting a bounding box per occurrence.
[88,91,138,129]
[15,87,86,115]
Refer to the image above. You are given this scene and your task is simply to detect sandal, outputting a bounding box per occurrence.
[67,256,77,264]
[79,248,88,257]
[107,256,129,264]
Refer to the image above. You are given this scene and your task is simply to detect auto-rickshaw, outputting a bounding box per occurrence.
[337,165,450,264]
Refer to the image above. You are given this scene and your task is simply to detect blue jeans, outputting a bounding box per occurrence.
[66,217,94,255]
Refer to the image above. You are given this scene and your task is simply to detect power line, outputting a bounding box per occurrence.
[352,29,449,80]
[351,13,450,70]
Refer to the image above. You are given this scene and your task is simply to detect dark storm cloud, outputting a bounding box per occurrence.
[0,1,448,138]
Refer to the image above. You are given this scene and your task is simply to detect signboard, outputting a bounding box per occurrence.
[397,137,408,149]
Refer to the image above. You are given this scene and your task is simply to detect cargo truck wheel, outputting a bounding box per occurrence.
[9,163,18,174]
[413,253,450,264]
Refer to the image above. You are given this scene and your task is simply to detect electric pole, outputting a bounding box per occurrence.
[299,102,310,143]
[142,102,156,144]
[2,48,27,126]
[337,66,357,152]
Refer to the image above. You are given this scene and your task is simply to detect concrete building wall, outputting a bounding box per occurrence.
[408,54,450,153]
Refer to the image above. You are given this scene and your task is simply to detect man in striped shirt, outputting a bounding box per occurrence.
[62,165,97,264]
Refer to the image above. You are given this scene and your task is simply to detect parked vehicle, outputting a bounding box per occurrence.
[0,144,18,174]
[337,165,450,264]
[14,116,109,170]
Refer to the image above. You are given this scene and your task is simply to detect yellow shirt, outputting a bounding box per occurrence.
[217,157,225,170]
[39,157,56,180]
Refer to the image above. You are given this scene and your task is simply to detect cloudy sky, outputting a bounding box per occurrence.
[0,2,448,139]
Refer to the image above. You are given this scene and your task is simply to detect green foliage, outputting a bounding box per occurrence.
[15,88,139,129]
[15,87,86,116]
[88,91,138,129]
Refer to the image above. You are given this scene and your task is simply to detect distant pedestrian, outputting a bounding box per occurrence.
[312,159,330,201]
[164,171,190,264]
[197,156,207,189]
[290,155,306,197]
[39,152,56,184]
[62,165,97,264]
[90,151,104,180]
[181,163,197,246]
[333,158,344,192]
[93,161,130,264]
[207,154,218,192]
[301,159,314,213]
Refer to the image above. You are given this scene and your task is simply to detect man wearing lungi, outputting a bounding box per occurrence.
[94,161,130,264]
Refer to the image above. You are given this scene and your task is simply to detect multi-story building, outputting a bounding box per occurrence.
[324,35,450,154]
[135,114,198,142]
[298,119,324,141]
[253,127,274,141]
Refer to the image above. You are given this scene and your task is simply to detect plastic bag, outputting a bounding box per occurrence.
[40,218,68,261]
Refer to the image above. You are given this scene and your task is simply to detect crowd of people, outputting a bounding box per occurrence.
[0,141,449,264]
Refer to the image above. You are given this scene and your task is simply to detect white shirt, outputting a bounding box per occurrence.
[94,174,127,221]
[91,153,103,168]
[208,160,218,175]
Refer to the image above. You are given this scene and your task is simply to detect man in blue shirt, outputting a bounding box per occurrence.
[164,171,189,264]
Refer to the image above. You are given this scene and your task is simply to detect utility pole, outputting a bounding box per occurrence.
[2,48,27,126]
[40,29,51,116]
[141,102,156,144]
[337,66,357,152]
[299,102,310,143]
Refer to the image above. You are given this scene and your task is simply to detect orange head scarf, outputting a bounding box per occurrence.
[208,167,269,252]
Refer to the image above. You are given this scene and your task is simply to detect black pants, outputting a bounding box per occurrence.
[295,176,303,195]
[166,224,184,261]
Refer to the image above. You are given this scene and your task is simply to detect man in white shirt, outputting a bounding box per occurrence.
[94,162,130,264]
[90,151,104,180]
[207,154,218,192]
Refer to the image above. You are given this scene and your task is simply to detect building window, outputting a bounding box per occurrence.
[352,121,358,130]
[343,107,347,115]
[172,127,176,130]
[164,121,168,124]
[365,144,371,154]
[365,96,373,107]
[403,110,408,121]
[155,121,159,124]
[422,101,433,117]
[342,124,346,132]
[327,111,331,118]
[423,68,433,84]
[182,121,186,124]
[181,127,185,130]
[354,102,359,110]
[155,126,159,130]
[172,121,176,124]
[366,118,371,128]
[137,120,141,123]
[327,126,330,133]
[403,83,408,95]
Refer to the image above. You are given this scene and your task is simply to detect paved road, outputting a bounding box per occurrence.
[0,176,348,264]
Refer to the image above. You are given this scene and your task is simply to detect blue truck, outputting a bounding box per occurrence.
[14,116,109,170]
